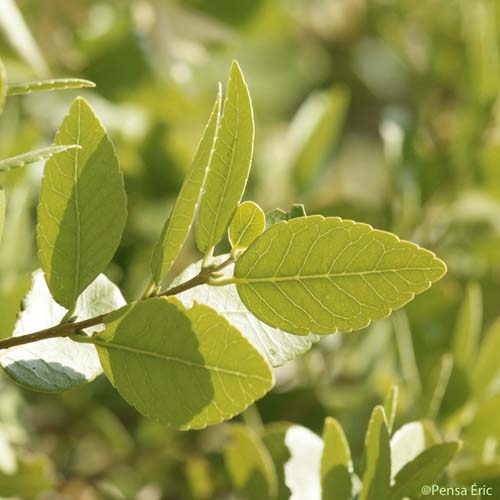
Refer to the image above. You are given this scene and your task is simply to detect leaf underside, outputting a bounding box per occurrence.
[0,145,80,172]
[234,216,447,335]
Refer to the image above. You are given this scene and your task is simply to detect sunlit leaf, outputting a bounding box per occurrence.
[0,145,80,172]
[6,78,95,96]
[0,270,125,392]
[0,186,5,244]
[151,88,222,284]
[234,216,447,335]
[384,385,399,434]
[390,422,426,479]
[196,61,255,254]
[94,297,273,430]
[37,97,127,308]
[0,57,6,114]
[229,201,266,253]
[224,424,278,500]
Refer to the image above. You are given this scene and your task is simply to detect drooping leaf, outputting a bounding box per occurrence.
[0,269,125,392]
[284,425,323,500]
[321,417,352,500]
[359,406,391,500]
[174,258,319,367]
[390,422,427,479]
[261,423,292,500]
[229,201,266,253]
[384,385,399,434]
[94,297,273,430]
[388,442,460,500]
[473,316,500,399]
[0,185,5,244]
[196,61,255,254]
[453,282,482,368]
[6,78,95,96]
[224,424,278,500]
[37,97,127,309]
[265,204,306,229]
[151,89,222,284]
[288,86,349,190]
[0,145,80,172]
[0,57,6,114]
[234,216,447,335]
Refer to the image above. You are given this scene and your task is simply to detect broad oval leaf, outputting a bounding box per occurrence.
[229,201,266,253]
[0,145,80,172]
[173,258,319,367]
[196,61,255,253]
[284,425,323,500]
[37,97,127,308]
[151,88,222,284]
[234,216,447,335]
[224,424,278,500]
[94,297,274,430]
[6,78,95,96]
[0,186,5,244]
[388,442,460,500]
[359,406,391,500]
[0,57,6,114]
[0,269,125,392]
[321,417,352,500]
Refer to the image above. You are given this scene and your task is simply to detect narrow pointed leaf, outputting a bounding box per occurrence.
[388,442,460,500]
[224,424,278,500]
[0,57,6,113]
[174,258,319,367]
[229,201,266,252]
[321,417,352,500]
[95,297,273,430]
[360,406,391,500]
[151,89,222,284]
[6,78,95,96]
[0,186,5,244]
[384,385,399,434]
[37,97,127,308]
[0,270,125,392]
[234,216,447,335]
[473,317,500,398]
[196,61,255,253]
[0,145,80,172]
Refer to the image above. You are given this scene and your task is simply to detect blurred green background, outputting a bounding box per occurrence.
[2,0,500,498]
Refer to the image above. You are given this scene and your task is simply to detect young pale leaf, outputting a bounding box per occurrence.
[0,186,5,243]
[284,425,323,500]
[229,201,266,253]
[453,282,482,368]
[234,216,447,335]
[0,145,80,172]
[359,406,391,500]
[0,57,6,113]
[321,417,352,500]
[0,270,125,392]
[390,422,427,479]
[94,297,273,430]
[151,89,222,284]
[6,78,95,96]
[196,61,255,254]
[384,385,399,434]
[37,97,127,309]
[266,204,307,229]
[224,424,278,500]
[388,442,460,500]
[174,258,319,367]
[473,317,500,398]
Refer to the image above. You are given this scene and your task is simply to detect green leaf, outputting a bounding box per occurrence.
[37,97,127,309]
[453,282,482,368]
[196,61,255,254]
[390,422,427,479]
[473,317,500,399]
[426,353,453,418]
[284,425,323,500]
[388,442,460,500]
[6,78,95,96]
[0,57,6,114]
[174,258,319,367]
[265,204,306,229]
[224,424,278,500]
[229,201,266,253]
[384,385,399,434]
[0,145,81,172]
[151,89,222,284]
[234,216,447,335]
[360,406,391,500]
[94,297,273,430]
[0,185,5,244]
[288,86,349,190]
[0,269,125,392]
[321,417,352,500]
